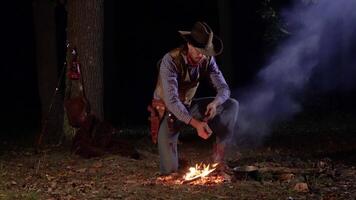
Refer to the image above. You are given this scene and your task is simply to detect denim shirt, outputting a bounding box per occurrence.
[154,51,230,124]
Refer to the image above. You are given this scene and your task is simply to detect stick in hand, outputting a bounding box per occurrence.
[202,114,213,138]
[203,124,213,138]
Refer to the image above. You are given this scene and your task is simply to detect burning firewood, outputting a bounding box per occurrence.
[154,163,227,185]
[182,163,219,184]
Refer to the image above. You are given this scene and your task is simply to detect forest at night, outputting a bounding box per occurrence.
[0,0,355,199]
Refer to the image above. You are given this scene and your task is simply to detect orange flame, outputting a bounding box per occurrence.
[183,163,219,181]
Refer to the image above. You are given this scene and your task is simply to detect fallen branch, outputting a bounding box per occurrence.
[182,176,203,184]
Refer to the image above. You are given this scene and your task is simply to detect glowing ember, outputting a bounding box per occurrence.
[183,163,219,181]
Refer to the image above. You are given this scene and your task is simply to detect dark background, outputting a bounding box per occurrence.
[0,0,354,137]
[101,0,291,126]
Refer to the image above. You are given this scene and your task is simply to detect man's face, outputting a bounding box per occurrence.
[187,43,205,64]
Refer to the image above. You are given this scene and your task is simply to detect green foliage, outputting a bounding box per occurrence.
[257,0,319,48]
[257,0,290,48]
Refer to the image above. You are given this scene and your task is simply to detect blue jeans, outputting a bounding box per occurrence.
[157,97,239,175]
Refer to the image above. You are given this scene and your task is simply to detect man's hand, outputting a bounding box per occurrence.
[189,118,213,139]
[204,101,218,121]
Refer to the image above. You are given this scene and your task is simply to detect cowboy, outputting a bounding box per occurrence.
[150,21,239,179]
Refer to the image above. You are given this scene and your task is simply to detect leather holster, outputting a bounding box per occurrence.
[147,99,166,144]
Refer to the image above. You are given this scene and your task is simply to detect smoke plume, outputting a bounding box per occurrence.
[233,0,356,146]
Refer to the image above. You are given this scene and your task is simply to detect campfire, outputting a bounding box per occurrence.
[155,162,225,185]
[183,162,219,182]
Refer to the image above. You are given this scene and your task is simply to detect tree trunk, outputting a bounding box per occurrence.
[66,0,105,119]
[33,0,63,143]
[217,0,234,85]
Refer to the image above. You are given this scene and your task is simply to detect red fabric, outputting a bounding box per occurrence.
[64,96,88,128]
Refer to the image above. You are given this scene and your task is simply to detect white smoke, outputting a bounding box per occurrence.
[234,0,356,146]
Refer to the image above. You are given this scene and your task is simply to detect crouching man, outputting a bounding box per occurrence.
[149,22,239,180]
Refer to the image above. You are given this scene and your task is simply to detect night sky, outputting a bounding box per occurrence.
[1,0,355,137]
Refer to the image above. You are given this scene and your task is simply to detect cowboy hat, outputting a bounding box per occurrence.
[178,21,223,56]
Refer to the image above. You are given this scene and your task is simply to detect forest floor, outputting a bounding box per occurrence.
[1,110,356,200]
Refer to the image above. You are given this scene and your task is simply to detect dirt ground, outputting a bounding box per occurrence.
[0,126,356,200]
[1,111,356,200]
